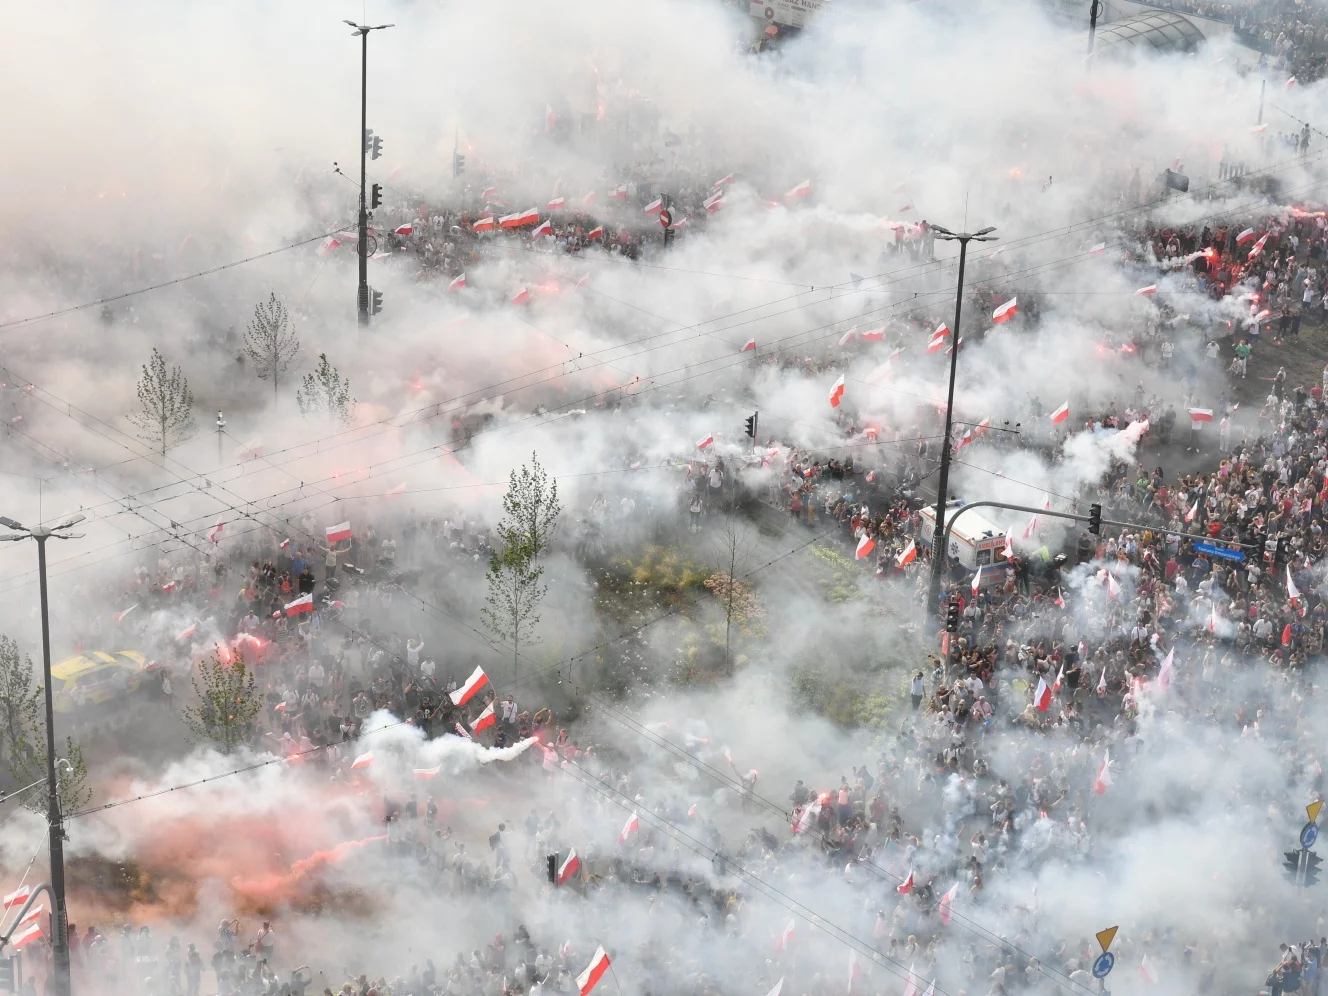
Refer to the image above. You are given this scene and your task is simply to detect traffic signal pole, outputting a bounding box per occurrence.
[356,27,369,326]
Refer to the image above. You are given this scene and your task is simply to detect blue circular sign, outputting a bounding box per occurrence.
[1093,953,1115,979]
[1302,823,1319,849]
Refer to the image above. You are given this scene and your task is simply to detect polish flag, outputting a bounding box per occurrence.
[413,766,440,779]
[557,848,581,884]
[447,274,466,292]
[16,905,43,928]
[582,191,597,205]
[1021,515,1039,540]
[1156,648,1174,692]
[114,604,138,624]
[696,434,714,450]
[713,173,735,188]
[945,336,964,355]
[1249,233,1270,255]
[1288,567,1302,608]
[1139,955,1158,985]
[992,297,1018,323]
[472,217,495,233]
[860,327,885,341]
[1097,667,1107,693]
[704,191,724,212]
[471,702,497,733]
[766,980,784,996]
[350,751,374,770]
[926,333,947,354]
[326,522,352,543]
[742,338,756,352]
[451,665,490,706]
[1034,676,1052,711]
[1105,573,1122,601]
[394,223,413,236]
[547,197,566,210]
[587,225,604,240]
[175,624,197,643]
[902,967,918,996]
[610,185,628,200]
[1135,284,1157,296]
[1053,664,1064,692]
[1283,623,1294,646]
[1208,604,1218,634]
[209,521,224,543]
[855,535,875,560]
[1089,242,1106,254]
[792,801,819,834]
[511,287,531,305]
[531,220,553,238]
[686,802,698,818]
[279,538,291,550]
[938,884,959,925]
[1251,123,1268,133]
[577,947,611,996]
[776,919,796,951]
[838,328,857,346]
[932,323,950,340]
[848,951,861,994]
[829,375,846,408]
[1185,499,1199,523]
[971,565,983,594]
[162,582,177,593]
[618,811,639,843]
[316,237,341,257]
[284,594,314,616]
[897,869,915,894]
[481,187,497,199]
[644,198,664,216]
[785,180,811,201]
[1236,227,1256,244]
[3,886,31,909]
[497,211,528,229]
[896,540,917,567]
[11,923,42,950]
[1287,76,1298,88]
[1049,402,1070,424]
[454,722,474,741]
[1094,751,1112,794]
[1187,408,1213,422]
[1002,532,1014,561]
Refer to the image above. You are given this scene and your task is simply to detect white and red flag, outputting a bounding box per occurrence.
[902,967,918,996]
[896,869,914,894]
[547,197,566,210]
[3,886,31,909]
[704,191,724,212]
[175,624,197,643]
[776,919,796,950]
[414,767,440,779]
[284,594,314,616]
[577,948,611,996]
[531,220,553,238]
[1288,567,1302,610]
[609,185,628,200]
[785,179,811,201]
[1135,284,1157,296]
[1089,242,1106,254]
[838,328,858,346]
[511,287,531,306]
[696,434,714,450]
[557,849,581,884]
[1053,664,1064,692]
[855,535,875,560]
[451,666,490,706]
[971,565,983,594]
[1034,677,1052,711]
[11,922,42,949]
[114,604,138,624]
[1093,750,1112,794]
[394,223,413,236]
[472,217,495,233]
[1105,572,1122,601]
[350,751,374,770]
[618,811,639,843]
[1049,402,1070,424]
[316,237,341,257]
[829,375,846,408]
[766,979,785,996]
[1185,499,1199,523]
[471,702,497,733]
[1139,955,1158,985]
[587,225,604,240]
[1002,532,1014,561]
[992,297,1018,323]
[860,327,885,341]
[1188,408,1213,422]
[742,338,756,352]
[714,173,735,187]
[644,198,664,216]
[326,521,352,544]
[938,883,959,925]
[848,951,861,994]
[447,274,466,292]
[1236,227,1256,244]
[209,521,224,543]
[896,540,918,567]
[1156,648,1174,692]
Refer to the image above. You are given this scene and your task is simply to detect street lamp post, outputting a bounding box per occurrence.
[924,225,997,619]
[344,20,394,326]
[0,514,86,996]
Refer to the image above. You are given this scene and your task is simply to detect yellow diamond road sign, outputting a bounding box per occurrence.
[1309,801,1324,825]
[1096,927,1119,952]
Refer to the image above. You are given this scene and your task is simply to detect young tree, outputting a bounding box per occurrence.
[297,353,355,425]
[243,293,300,404]
[481,542,547,680]
[181,651,261,755]
[496,452,563,562]
[130,348,196,457]
[0,636,91,815]
[708,517,759,676]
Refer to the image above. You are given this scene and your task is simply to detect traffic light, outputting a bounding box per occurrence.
[371,135,384,160]
[945,601,960,633]
[0,957,13,992]
[453,152,466,177]
[1307,852,1322,887]
[744,413,758,439]
[546,854,557,884]
[1088,503,1102,535]
[371,183,383,209]
[370,289,384,316]
[1286,850,1303,884]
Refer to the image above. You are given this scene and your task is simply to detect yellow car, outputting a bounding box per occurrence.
[50,651,151,713]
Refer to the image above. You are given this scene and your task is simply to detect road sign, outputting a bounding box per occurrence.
[1309,800,1324,824]
[1302,822,1319,849]
[1193,542,1245,562]
[1093,953,1115,979]
[1096,926,1119,952]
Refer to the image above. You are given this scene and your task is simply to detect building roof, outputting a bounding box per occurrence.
[1095,10,1206,54]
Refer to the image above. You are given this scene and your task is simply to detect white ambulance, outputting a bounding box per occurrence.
[917,501,1009,589]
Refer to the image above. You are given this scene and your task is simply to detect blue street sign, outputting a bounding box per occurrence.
[1302,822,1319,850]
[1093,953,1115,979]
[1194,542,1245,563]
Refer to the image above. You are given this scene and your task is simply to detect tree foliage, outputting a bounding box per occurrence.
[496,452,562,560]
[243,293,300,403]
[482,543,547,679]
[129,348,196,457]
[0,636,91,815]
[180,652,261,755]
[296,353,355,425]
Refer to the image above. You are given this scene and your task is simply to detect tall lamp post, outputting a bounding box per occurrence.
[344,20,394,326]
[924,225,997,618]
[0,514,86,996]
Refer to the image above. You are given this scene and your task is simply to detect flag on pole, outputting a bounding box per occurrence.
[1157,648,1174,691]
[609,185,628,200]
[326,522,352,544]
[471,702,497,733]
[577,948,611,996]
[766,979,784,996]
[848,951,861,994]
[209,521,224,543]
[413,766,440,779]
[557,848,581,884]
[902,967,918,996]
[938,884,959,925]
[547,197,566,210]
[776,919,796,950]
[618,811,639,843]
[1053,664,1064,692]
[644,198,664,216]
[860,327,885,341]
[742,338,756,352]
[114,604,138,624]
[350,751,374,770]
[696,434,714,450]
[447,274,466,292]
[1093,751,1112,794]
[175,624,197,642]
[1049,402,1070,424]
[896,869,914,894]
[1089,242,1106,254]
[1097,667,1107,694]
[896,540,917,567]
[829,375,846,408]
[1034,676,1052,711]
[785,180,811,201]
[472,217,495,233]
[3,886,31,909]
[704,190,724,212]
[531,219,553,238]
[511,287,531,305]
[1188,408,1214,423]
[1002,531,1014,561]
[856,535,875,560]
[1139,955,1158,985]
[992,297,1018,323]
[450,666,490,706]
[1236,227,1256,244]
[1135,284,1157,296]
[971,565,983,594]
[587,225,604,240]
[284,594,314,616]
[11,923,42,949]
[279,538,291,550]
